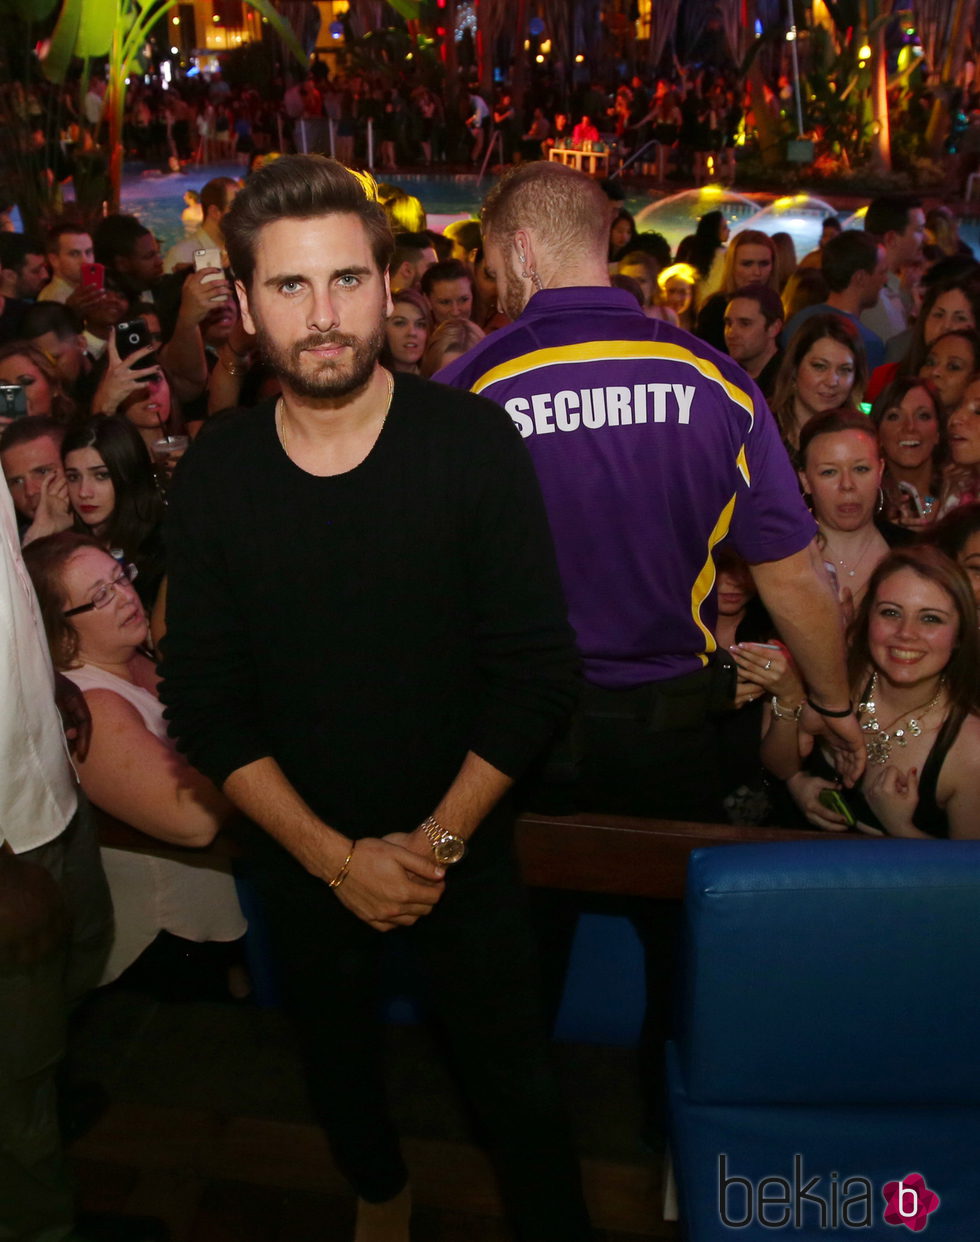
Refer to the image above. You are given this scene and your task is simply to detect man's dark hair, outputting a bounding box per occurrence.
[201,176,239,218]
[93,214,151,267]
[820,230,880,293]
[632,231,672,269]
[726,283,784,327]
[420,258,473,298]
[45,219,91,253]
[223,155,394,292]
[391,231,432,273]
[0,233,44,273]
[21,302,84,342]
[0,413,65,455]
[426,229,453,262]
[864,196,921,240]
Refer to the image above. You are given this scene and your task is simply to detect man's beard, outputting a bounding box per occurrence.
[498,269,529,323]
[255,319,387,399]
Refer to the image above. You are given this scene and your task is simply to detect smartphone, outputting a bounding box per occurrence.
[898,480,925,519]
[80,261,105,291]
[194,247,226,302]
[818,788,857,828]
[116,318,158,369]
[0,383,28,418]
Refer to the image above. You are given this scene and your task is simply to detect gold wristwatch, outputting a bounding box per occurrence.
[419,815,466,865]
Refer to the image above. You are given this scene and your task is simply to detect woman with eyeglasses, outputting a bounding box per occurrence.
[61,415,165,613]
[22,531,246,987]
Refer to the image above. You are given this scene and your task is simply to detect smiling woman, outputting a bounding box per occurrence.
[771,314,867,455]
[762,545,980,838]
[870,376,945,525]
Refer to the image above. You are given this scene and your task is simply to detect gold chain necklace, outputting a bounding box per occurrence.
[858,671,946,765]
[277,367,394,460]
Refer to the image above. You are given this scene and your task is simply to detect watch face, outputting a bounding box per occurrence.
[434,834,466,864]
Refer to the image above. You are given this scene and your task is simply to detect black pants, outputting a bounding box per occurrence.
[527,670,727,1142]
[240,815,592,1241]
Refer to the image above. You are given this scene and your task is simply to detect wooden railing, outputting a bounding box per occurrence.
[94,806,841,901]
[514,810,837,899]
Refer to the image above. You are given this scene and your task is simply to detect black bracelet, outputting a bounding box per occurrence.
[807,698,853,718]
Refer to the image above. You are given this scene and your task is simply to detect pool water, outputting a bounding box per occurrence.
[118,162,665,252]
[107,162,980,261]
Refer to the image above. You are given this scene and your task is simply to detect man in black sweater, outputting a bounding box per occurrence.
[159,156,591,1241]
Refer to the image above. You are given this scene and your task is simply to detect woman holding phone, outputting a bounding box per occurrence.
[0,342,77,425]
[61,414,166,611]
[92,325,186,465]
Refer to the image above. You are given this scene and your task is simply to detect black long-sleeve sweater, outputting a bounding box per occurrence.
[158,373,579,838]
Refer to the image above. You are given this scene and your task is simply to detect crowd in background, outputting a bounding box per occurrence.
[0,156,979,1006]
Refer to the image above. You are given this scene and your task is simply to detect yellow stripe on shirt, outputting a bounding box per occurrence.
[690,492,739,664]
[468,340,756,427]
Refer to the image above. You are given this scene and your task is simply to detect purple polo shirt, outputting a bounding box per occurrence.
[438,287,815,688]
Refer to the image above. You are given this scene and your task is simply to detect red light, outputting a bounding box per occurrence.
[436,26,445,36]
[437,0,446,6]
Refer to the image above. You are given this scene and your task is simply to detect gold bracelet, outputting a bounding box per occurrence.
[328,840,356,888]
[770,696,804,722]
[218,353,250,377]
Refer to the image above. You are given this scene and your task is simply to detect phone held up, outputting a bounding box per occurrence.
[80,261,105,291]
[194,248,227,303]
[0,384,28,419]
[116,318,158,372]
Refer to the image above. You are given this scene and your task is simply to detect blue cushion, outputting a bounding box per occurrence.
[678,841,980,1104]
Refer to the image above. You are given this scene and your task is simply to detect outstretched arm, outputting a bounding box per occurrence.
[751,540,866,786]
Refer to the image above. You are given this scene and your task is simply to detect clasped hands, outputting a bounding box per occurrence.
[328,829,446,932]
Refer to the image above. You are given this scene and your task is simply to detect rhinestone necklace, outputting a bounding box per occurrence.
[858,671,946,765]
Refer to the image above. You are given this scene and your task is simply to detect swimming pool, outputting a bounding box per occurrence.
[115,162,980,260]
[119,162,663,252]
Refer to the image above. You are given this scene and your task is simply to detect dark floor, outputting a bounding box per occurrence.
[67,984,678,1240]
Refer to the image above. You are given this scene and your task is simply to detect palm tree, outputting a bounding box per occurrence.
[39,0,306,211]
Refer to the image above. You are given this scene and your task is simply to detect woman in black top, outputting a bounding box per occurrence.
[62,414,166,612]
[760,546,980,837]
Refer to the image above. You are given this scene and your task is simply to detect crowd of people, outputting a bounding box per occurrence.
[4,58,774,193]
[3,146,980,1241]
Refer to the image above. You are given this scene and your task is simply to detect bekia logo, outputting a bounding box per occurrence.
[882,1174,941,1231]
[718,1156,941,1230]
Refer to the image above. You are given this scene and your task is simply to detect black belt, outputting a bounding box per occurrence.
[582,657,735,732]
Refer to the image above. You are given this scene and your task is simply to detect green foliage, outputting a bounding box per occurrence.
[0,0,59,17]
